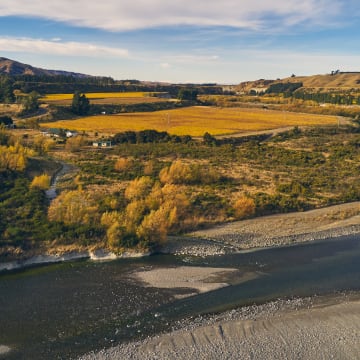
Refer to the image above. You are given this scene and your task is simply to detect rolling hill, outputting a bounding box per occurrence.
[0,57,90,78]
[236,72,360,93]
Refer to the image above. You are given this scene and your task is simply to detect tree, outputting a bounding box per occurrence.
[203,132,217,146]
[177,88,198,101]
[47,189,99,225]
[0,116,13,127]
[0,76,15,103]
[30,174,51,190]
[71,91,90,115]
[20,91,40,115]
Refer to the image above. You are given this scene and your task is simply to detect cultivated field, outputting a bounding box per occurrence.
[41,92,168,105]
[41,106,339,136]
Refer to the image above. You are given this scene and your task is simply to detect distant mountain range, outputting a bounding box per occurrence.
[1,57,360,91]
[0,57,91,78]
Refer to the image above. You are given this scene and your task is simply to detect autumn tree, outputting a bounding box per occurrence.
[159,160,219,185]
[65,136,84,152]
[0,142,34,171]
[33,135,55,155]
[101,177,190,250]
[124,176,153,201]
[48,189,99,225]
[30,174,51,190]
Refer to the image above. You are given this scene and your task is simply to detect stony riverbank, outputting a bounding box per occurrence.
[1,201,360,272]
[79,292,360,360]
[77,202,360,359]
[163,201,360,257]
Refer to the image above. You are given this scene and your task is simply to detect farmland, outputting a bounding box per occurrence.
[41,92,169,105]
[41,106,339,136]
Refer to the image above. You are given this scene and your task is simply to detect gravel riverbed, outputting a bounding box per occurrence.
[79,293,360,360]
[79,202,360,359]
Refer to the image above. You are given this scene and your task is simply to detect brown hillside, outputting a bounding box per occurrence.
[0,57,90,78]
[237,72,360,93]
[282,72,360,89]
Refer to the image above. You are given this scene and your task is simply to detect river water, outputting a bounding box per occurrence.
[0,234,359,359]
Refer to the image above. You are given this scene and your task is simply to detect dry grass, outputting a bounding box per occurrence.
[0,104,21,115]
[41,106,338,137]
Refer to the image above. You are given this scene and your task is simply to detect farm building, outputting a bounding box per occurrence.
[92,140,112,148]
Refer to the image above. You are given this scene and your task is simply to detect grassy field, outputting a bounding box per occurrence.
[41,106,339,136]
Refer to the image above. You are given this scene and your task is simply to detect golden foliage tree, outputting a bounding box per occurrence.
[124,176,153,201]
[0,143,34,171]
[159,160,220,185]
[65,136,84,152]
[102,176,190,249]
[106,221,125,248]
[48,189,99,225]
[33,135,55,155]
[159,160,193,184]
[30,173,51,190]
[136,205,172,244]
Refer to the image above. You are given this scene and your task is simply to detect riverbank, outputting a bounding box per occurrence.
[163,201,360,256]
[79,292,360,360]
[0,248,149,272]
[76,202,360,359]
[1,201,360,272]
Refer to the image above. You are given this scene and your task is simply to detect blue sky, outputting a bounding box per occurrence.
[0,0,360,83]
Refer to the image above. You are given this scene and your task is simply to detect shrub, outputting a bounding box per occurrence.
[233,196,256,219]
[114,157,133,172]
[159,160,220,185]
[65,136,84,152]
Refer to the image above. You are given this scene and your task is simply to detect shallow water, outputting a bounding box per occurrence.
[0,235,359,359]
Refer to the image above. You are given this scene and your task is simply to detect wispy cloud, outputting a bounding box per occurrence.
[165,54,220,64]
[0,37,129,57]
[0,0,344,32]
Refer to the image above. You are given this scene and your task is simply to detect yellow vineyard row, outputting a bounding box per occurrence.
[41,92,151,101]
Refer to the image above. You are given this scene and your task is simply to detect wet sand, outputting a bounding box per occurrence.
[130,266,253,299]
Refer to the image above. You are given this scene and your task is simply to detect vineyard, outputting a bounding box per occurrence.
[42,106,339,136]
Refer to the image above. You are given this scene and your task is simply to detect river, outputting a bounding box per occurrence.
[0,234,359,359]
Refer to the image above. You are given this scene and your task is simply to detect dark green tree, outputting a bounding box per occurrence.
[0,76,15,103]
[71,91,90,115]
[0,116,13,126]
[177,88,198,101]
[203,132,217,146]
[20,91,40,115]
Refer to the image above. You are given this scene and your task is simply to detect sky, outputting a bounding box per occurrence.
[0,0,360,84]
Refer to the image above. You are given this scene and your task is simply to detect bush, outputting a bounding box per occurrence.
[114,157,133,172]
[232,196,255,219]
[159,160,220,185]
